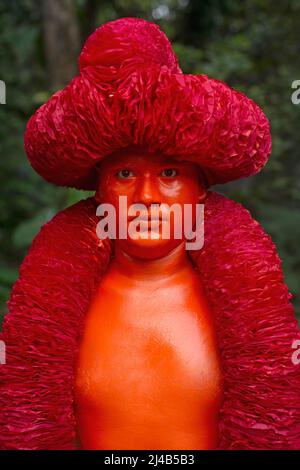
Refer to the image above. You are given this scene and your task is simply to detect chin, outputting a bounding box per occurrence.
[118,236,183,260]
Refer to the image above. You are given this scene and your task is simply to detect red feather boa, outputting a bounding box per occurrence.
[1,191,300,449]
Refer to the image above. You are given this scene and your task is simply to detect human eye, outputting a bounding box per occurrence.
[116,169,135,179]
[160,168,178,177]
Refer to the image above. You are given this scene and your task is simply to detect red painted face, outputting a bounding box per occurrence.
[95,149,207,259]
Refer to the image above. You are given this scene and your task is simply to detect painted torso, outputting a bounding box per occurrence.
[75,261,222,450]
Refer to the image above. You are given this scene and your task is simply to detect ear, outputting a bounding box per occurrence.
[198,186,207,203]
[198,167,208,202]
[94,186,101,204]
[94,195,100,205]
[94,165,102,204]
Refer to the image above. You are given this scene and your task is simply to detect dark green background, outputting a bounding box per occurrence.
[1,0,299,321]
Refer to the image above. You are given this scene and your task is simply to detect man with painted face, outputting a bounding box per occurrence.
[1,18,300,450]
[75,149,222,449]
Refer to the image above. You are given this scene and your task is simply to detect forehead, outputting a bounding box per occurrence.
[98,148,196,171]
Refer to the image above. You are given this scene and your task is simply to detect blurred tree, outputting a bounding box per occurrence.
[81,0,99,39]
[42,0,80,88]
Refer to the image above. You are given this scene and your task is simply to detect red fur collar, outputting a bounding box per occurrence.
[1,192,300,449]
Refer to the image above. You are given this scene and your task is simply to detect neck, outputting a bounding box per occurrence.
[110,242,192,281]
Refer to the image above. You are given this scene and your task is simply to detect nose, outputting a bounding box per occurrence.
[132,175,161,207]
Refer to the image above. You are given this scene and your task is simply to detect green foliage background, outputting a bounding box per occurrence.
[0,0,299,321]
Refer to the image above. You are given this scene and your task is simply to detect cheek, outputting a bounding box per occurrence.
[161,181,204,234]
[96,175,123,205]
[97,173,138,201]
[96,178,133,234]
[161,180,203,207]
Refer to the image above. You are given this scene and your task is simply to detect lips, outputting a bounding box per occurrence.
[127,214,165,233]
[127,213,168,222]
[138,216,162,222]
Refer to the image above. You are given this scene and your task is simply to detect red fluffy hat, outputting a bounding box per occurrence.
[24,17,271,189]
